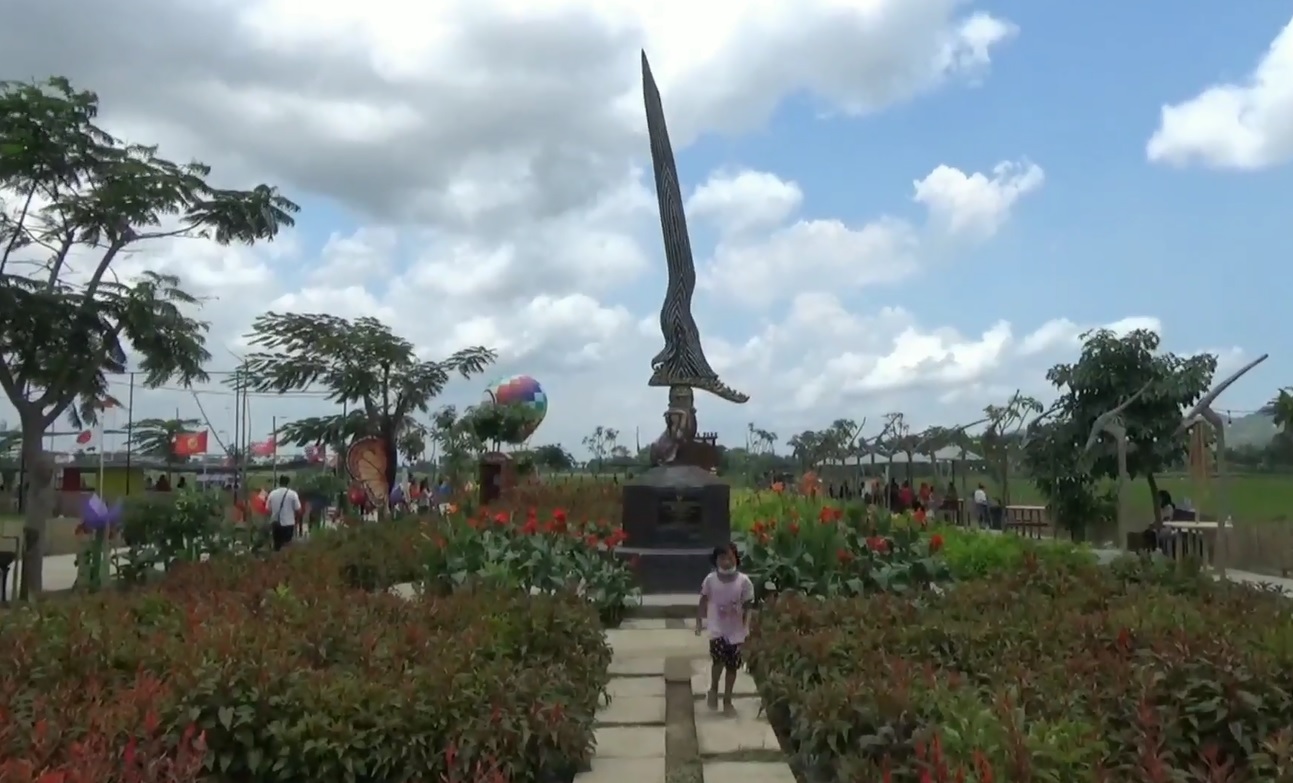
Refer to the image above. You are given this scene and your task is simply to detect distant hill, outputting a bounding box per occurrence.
[1225,412,1279,449]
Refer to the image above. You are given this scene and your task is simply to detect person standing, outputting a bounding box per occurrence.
[973,483,990,529]
[695,543,754,717]
[266,475,301,551]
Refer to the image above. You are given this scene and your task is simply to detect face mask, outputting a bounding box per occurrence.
[718,566,736,577]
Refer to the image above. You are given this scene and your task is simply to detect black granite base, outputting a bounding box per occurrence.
[615,547,711,594]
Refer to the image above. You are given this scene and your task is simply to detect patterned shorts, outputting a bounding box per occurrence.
[708,636,743,670]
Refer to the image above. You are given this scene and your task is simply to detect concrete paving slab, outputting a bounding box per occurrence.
[597,695,665,725]
[606,628,707,660]
[594,726,666,759]
[575,757,666,783]
[608,656,664,677]
[695,699,779,756]
[620,618,669,630]
[608,676,665,698]
[690,660,759,698]
[639,592,696,609]
[704,761,796,783]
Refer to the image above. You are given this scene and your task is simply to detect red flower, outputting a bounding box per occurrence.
[818,506,842,523]
[553,508,568,524]
[585,534,601,549]
[492,512,509,526]
[836,548,854,564]
[928,533,944,553]
[866,536,889,554]
[788,522,800,536]
[521,519,539,535]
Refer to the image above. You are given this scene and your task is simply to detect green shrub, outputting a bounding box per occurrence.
[747,557,1293,782]
[937,526,1095,580]
[0,552,610,783]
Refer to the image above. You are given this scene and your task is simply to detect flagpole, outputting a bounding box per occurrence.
[271,416,278,482]
[97,409,106,495]
[124,372,135,494]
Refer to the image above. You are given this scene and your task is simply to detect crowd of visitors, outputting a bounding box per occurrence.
[822,477,1000,528]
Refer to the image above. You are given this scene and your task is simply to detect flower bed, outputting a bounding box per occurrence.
[733,499,951,602]
[0,545,610,783]
[746,554,1293,782]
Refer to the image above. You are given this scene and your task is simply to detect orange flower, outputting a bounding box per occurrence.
[771,482,785,493]
[928,533,944,553]
[788,522,800,536]
[818,506,842,524]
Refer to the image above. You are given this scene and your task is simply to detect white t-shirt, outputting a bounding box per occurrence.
[973,488,988,504]
[701,572,755,644]
[266,487,301,527]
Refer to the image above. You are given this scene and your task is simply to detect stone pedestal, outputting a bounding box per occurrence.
[618,464,731,594]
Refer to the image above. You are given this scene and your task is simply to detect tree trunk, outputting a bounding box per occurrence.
[19,412,55,598]
[1146,472,1160,524]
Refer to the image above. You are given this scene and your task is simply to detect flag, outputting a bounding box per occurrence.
[250,436,276,458]
[172,430,209,457]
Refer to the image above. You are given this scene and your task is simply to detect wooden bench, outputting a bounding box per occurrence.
[1003,505,1051,539]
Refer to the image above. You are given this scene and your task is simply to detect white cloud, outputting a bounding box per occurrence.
[1018,316,1163,357]
[686,170,804,236]
[913,160,1044,240]
[1147,16,1293,170]
[697,161,1044,306]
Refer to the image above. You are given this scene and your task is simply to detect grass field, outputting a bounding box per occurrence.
[985,473,1293,524]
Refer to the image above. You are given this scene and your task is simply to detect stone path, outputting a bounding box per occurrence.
[581,616,794,783]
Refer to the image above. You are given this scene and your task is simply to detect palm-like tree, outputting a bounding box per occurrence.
[129,417,202,482]
[1262,388,1293,434]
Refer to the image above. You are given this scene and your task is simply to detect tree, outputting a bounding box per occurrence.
[236,313,495,498]
[462,404,539,453]
[0,77,297,595]
[581,426,619,474]
[532,443,576,473]
[1024,328,1215,537]
[129,416,201,481]
[979,392,1044,504]
[1262,388,1293,435]
[786,429,831,472]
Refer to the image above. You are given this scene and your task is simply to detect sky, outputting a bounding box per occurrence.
[0,0,1289,459]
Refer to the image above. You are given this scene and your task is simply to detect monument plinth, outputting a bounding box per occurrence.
[622,51,746,594]
[618,465,731,593]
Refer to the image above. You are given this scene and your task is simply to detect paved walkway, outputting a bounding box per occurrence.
[584,617,794,783]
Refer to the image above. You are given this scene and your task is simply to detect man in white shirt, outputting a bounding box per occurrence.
[266,475,302,551]
[973,483,989,529]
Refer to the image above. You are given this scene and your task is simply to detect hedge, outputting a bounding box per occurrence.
[0,534,611,783]
[747,555,1293,782]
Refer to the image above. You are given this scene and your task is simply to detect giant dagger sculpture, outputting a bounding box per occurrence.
[641,51,749,406]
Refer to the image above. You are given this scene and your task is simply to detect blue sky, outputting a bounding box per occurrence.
[689,1,1286,416]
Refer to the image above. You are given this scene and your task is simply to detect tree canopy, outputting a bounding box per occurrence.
[1024,328,1216,536]
[237,313,496,489]
[0,76,298,594]
[128,417,201,461]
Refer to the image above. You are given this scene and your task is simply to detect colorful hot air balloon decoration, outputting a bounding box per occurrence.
[483,375,548,440]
